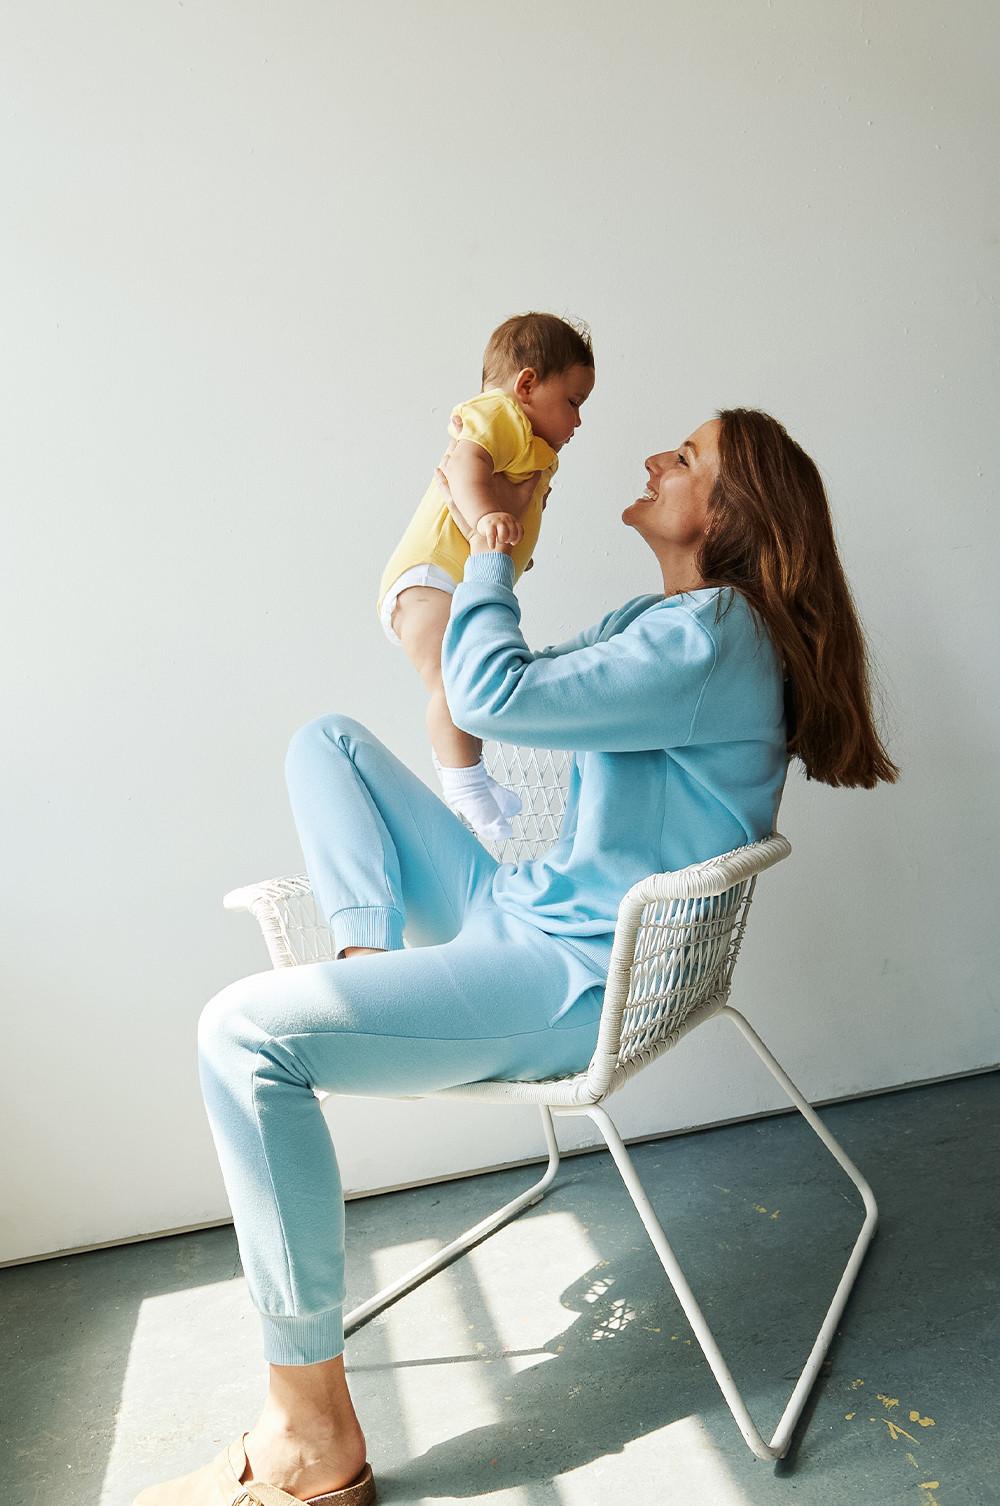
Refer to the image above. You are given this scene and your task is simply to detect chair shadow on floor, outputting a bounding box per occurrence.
[364,1075,1000,1503]
[383,1258,824,1501]
[354,1125,871,1503]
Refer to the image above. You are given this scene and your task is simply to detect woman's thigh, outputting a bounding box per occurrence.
[201,908,605,1097]
[285,713,498,949]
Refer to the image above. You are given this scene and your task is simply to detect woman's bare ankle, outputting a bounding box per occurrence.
[242,1420,366,1496]
[338,946,384,959]
[245,1385,366,1493]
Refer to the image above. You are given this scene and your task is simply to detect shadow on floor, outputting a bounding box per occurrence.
[349,1075,1000,1504]
[2,1074,998,1506]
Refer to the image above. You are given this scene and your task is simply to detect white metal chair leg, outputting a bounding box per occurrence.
[578,1101,779,1460]
[344,1106,561,1335]
[569,1018,878,1462]
[719,1005,879,1456]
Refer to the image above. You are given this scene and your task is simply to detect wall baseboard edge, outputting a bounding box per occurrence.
[4,1062,996,1269]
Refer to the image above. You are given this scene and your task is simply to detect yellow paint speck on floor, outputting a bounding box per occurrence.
[880,1417,919,1443]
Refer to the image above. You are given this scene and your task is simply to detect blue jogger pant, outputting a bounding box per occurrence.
[197,715,608,1365]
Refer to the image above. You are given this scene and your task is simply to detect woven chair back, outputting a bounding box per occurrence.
[482,742,572,862]
[614,882,754,1069]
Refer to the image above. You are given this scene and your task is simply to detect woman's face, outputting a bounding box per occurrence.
[622,418,722,549]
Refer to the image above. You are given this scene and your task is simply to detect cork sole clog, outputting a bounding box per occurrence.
[133,1434,376,1506]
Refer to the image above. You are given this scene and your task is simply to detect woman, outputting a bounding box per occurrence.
[137,410,897,1505]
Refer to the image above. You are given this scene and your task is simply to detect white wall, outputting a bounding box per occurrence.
[2,1,997,1263]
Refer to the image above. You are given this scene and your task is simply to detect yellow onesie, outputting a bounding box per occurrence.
[377,389,558,619]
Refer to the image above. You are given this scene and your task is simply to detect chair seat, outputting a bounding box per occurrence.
[436,993,726,1106]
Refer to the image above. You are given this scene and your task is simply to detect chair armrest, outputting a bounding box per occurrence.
[625,833,791,905]
[223,875,336,968]
[223,875,314,912]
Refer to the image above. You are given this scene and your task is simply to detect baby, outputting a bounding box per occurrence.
[377,312,595,841]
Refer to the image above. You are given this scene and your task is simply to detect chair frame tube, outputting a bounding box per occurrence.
[344,1005,877,1462]
[345,1107,561,1335]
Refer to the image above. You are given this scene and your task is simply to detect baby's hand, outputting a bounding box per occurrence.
[475,512,524,551]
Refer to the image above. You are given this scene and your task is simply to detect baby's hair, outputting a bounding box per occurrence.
[482,312,593,388]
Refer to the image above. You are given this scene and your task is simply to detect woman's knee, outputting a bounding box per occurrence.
[197,978,260,1068]
[285,713,371,779]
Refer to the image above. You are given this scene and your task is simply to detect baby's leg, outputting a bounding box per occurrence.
[391,585,479,767]
[392,585,521,840]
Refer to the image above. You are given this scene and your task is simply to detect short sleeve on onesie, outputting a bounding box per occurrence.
[449,390,558,479]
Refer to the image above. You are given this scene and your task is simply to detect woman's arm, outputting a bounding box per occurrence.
[440,461,612,653]
[534,608,630,660]
[441,552,718,753]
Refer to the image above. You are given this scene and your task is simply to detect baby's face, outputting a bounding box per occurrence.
[517,364,595,451]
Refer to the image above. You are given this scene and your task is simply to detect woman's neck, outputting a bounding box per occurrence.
[655,545,706,598]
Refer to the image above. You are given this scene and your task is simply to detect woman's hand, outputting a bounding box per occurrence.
[435,436,472,539]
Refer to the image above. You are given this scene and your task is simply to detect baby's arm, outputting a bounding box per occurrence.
[444,438,525,549]
[433,445,539,554]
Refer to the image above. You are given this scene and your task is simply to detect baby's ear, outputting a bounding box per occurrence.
[513,367,538,401]
[452,413,464,431]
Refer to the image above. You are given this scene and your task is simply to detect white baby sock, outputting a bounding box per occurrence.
[434,756,522,842]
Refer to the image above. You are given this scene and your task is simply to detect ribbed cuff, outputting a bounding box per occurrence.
[463,551,516,590]
[259,1307,344,1365]
[331,904,404,954]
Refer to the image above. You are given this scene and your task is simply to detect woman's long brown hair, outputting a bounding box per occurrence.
[697,408,899,789]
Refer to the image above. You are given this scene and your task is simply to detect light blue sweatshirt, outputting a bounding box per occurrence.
[441,551,788,968]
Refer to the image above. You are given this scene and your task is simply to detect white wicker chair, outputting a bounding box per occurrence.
[224,743,877,1462]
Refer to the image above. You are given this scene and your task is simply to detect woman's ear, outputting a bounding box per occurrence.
[512,367,538,403]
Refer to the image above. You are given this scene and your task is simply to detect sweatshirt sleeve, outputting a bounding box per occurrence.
[441,552,719,753]
[536,610,623,660]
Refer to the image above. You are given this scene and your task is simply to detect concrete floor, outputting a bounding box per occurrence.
[2,1074,997,1506]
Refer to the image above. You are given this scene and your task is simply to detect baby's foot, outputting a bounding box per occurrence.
[442,782,515,843]
[484,770,523,822]
[435,757,517,843]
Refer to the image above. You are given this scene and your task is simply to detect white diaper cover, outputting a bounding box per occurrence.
[379,562,457,645]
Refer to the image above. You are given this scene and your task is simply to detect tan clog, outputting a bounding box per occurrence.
[133,1434,376,1506]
